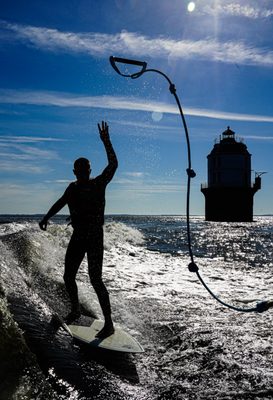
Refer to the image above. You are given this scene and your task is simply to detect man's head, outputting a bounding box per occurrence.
[73,157,91,182]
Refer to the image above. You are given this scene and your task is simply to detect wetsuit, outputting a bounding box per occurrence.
[39,122,118,335]
[63,163,117,318]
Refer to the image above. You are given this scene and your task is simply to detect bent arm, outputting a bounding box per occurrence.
[39,195,67,230]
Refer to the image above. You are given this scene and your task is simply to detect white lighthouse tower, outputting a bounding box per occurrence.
[201,127,261,222]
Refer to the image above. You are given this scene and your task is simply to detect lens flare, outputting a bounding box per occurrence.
[151,111,163,122]
[188,2,195,12]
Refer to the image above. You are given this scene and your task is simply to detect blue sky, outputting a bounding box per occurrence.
[0,0,273,215]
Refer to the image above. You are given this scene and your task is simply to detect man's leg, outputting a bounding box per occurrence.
[64,231,86,322]
[87,226,114,338]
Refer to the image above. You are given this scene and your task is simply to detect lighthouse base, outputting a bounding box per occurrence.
[201,187,257,222]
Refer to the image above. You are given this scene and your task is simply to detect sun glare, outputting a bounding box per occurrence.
[187,2,196,12]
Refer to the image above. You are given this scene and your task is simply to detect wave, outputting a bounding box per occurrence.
[0,220,146,398]
[1,217,273,399]
[104,221,144,251]
[0,227,66,399]
[0,292,58,399]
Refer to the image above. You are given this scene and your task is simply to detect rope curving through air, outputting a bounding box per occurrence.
[166,79,273,314]
[110,56,273,313]
[141,69,273,314]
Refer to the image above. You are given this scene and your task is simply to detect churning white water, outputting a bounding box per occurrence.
[0,215,273,399]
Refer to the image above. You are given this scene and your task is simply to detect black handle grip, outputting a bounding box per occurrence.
[109,56,147,77]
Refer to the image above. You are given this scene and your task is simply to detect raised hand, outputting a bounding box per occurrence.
[98,121,110,142]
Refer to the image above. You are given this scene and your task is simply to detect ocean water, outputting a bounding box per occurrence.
[0,215,273,400]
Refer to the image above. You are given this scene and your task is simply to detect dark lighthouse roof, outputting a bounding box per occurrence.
[210,126,249,155]
[222,126,235,137]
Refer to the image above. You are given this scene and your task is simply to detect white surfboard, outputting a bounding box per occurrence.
[63,319,144,353]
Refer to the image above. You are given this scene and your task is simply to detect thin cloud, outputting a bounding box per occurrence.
[114,175,186,194]
[124,172,146,178]
[243,135,273,140]
[185,107,273,123]
[0,160,45,173]
[0,152,48,161]
[45,179,71,184]
[1,20,273,67]
[0,135,65,143]
[1,89,273,124]
[0,182,63,214]
[0,141,59,160]
[112,119,178,132]
[114,180,184,194]
[14,144,59,160]
[0,134,60,174]
[202,3,273,19]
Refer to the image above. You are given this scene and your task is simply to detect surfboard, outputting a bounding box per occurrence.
[62,319,144,353]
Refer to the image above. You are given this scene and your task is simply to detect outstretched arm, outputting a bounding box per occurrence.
[98,121,118,183]
[39,195,67,231]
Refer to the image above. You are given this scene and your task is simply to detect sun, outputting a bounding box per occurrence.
[187,2,196,12]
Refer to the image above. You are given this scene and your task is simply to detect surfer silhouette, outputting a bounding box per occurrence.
[39,121,118,339]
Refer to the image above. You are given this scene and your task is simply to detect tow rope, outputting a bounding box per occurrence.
[110,56,273,313]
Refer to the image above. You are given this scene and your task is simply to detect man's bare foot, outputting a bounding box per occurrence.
[95,323,115,339]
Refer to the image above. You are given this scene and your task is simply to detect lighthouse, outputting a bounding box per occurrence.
[201,127,261,222]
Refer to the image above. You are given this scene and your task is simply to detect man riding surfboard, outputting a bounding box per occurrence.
[39,121,118,339]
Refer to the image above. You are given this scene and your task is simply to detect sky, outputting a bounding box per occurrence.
[0,0,273,215]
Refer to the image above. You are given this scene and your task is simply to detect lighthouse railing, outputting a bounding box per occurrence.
[201,181,259,190]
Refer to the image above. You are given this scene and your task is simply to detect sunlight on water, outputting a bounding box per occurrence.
[0,215,272,399]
